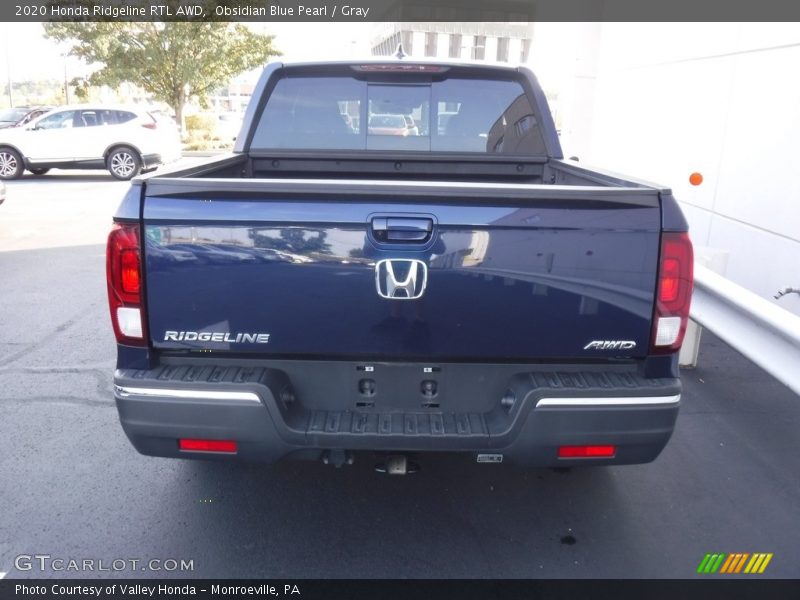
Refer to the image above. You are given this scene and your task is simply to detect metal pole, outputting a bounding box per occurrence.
[5,24,12,107]
[63,54,70,104]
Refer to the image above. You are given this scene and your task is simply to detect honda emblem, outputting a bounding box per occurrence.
[375,259,428,300]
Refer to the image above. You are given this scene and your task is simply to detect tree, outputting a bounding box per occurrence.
[44,11,279,133]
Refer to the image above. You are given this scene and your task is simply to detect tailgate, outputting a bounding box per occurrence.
[142,180,660,361]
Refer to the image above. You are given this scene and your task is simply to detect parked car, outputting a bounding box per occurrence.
[0,105,182,180]
[368,113,411,136]
[216,111,245,142]
[0,106,52,130]
[107,59,693,471]
[403,115,419,136]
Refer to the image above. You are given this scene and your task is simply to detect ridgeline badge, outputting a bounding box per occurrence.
[164,331,270,344]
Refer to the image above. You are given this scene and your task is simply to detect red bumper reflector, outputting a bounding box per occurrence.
[357,64,447,72]
[558,445,616,458]
[179,439,237,453]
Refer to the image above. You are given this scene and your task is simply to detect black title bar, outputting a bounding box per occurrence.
[5,0,800,22]
[3,579,800,600]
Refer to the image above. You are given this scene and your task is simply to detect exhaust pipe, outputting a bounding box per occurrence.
[375,454,419,475]
[322,449,354,468]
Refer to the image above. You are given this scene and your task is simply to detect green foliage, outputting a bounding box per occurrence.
[183,138,231,152]
[71,77,91,102]
[184,113,217,134]
[250,229,332,255]
[44,6,280,128]
[183,113,233,151]
[1,79,65,107]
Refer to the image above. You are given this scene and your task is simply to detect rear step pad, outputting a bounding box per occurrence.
[309,410,487,437]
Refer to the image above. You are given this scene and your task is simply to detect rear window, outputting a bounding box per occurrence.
[0,108,31,123]
[115,111,137,124]
[251,74,547,155]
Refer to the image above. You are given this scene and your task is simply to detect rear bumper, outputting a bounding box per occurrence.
[113,361,680,467]
[141,153,164,170]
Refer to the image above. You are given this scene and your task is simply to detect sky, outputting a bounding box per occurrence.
[0,21,583,110]
[0,22,376,87]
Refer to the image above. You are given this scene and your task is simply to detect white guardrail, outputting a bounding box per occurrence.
[689,263,800,396]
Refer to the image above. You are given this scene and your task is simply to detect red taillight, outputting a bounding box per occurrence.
[659,258,681,303]
[142,114,158,130]
[651,232,694,353]
[107,223,147,346]
[558,445,616,458]
[179,439,238,453]
[120,249,140,294]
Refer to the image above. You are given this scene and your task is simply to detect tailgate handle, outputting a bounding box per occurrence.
[371,217,433,243]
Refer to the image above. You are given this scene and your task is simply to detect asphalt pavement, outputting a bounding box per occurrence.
[0,169,798,579]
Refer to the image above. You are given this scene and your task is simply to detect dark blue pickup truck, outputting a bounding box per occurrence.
[106,59,693,472]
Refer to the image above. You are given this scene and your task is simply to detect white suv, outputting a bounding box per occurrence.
[0,105,181,181]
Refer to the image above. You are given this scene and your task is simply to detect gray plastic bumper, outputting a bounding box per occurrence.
[114,362,681,467]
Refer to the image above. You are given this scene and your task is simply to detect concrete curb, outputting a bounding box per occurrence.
[181,151,228,157]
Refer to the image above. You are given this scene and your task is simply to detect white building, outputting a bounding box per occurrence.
[370,23,533,63]
[534,22,800,316]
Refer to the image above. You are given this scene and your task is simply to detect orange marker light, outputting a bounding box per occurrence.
[689,172,703,186]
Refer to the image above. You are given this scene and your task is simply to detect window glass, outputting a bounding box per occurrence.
[36,111,77,129]
[431,78,545,154]
[0,108,30,124]
[401,31,414,55]
[22,110,48,126]
[520,39,532,63]
[115,111,137,124]
[449,34,462,58]
[91,110,121,125]
[367,84,429,151]
[252,75,547,155]
[473,36,486,60]
[425,32,437,57]
[254,77,364,150]
[79,111,101,127]
[497,38,509,62]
